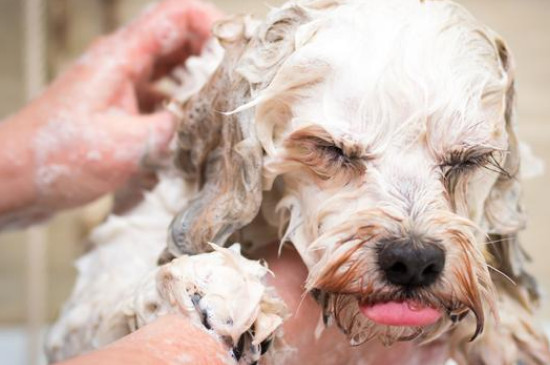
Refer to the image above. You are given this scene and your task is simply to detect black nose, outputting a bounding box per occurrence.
[378,241,445,288]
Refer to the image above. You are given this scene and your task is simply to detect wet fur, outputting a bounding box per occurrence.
[166,0,550,363]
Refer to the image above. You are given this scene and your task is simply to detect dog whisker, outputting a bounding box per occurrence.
[487,264,517,286]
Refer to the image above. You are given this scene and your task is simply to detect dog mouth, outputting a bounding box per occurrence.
[359,300,442,327]
[310,287,478,346]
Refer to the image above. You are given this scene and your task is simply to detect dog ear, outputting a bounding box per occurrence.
[162,8,311,260]
[483,37,540,306]
[162,16,264,259]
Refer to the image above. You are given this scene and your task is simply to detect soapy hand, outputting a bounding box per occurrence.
[0,0,221,222]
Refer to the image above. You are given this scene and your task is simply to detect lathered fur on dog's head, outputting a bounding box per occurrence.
[167,0,540,352]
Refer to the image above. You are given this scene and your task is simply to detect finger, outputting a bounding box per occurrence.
[134,111,176,168]
[113,80,140,114]
[103,0,223,83]
[99,110,176,169]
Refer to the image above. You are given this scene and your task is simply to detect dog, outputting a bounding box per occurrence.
[47,0,550,364]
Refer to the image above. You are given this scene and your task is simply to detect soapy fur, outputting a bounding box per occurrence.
[48,1,549,364]
[165,0,549,362]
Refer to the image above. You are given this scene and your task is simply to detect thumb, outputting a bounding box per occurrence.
[130,111,177,169]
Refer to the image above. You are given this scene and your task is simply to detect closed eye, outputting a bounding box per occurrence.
[316,140,352,162]
[300,137,364,175]
[439,148,509,178]
[440,153,492,173]
[284,126,370,181]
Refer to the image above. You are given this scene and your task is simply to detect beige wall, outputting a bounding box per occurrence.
[0,0,549,325]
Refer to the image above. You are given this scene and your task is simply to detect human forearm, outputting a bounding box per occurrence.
[0,111,42,227]
[58,315,231,365]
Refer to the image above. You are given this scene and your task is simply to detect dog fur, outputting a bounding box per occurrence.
[48,1,550,364]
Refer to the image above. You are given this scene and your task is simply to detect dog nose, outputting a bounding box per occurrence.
[378,242,445,287]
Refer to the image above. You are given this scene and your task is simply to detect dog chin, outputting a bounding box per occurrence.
[320,293,454,347]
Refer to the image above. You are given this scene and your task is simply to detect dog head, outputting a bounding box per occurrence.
[168,0,529,346]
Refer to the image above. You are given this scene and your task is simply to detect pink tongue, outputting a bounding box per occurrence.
[360,301,441,327]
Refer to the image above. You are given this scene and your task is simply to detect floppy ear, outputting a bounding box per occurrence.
[162,16,264,259]
[456,36,550,365]
[162,8,311,260]
[483,37,539,306]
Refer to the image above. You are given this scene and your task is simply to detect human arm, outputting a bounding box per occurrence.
[0,0,221,229]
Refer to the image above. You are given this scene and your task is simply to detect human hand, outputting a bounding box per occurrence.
[0,0,221,223]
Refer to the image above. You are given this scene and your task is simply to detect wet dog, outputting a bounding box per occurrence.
[48,1,550,364]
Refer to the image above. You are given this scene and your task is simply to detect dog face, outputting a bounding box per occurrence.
[169,0,529,347]
[257,0,517,345]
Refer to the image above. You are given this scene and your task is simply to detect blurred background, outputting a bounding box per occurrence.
[0,0,548,364]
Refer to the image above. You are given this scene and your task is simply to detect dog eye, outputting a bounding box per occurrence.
[317,142,348,160]
[315,140,365,166]
[284,126,369,181]
[285,137,366,180]
[314,141,369,178]
[440,151,496,177]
